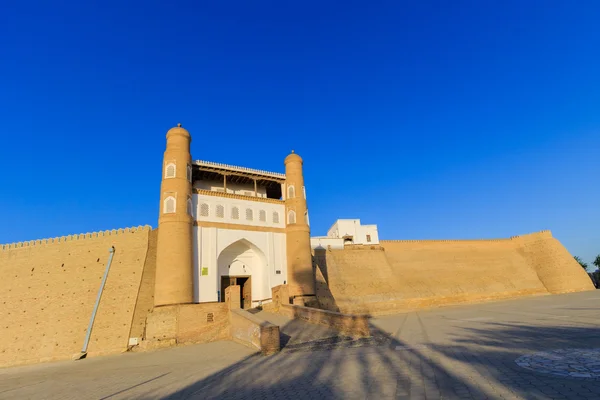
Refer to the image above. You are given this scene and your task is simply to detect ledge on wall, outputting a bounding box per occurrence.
[270,284,371,338]
[0,225,153,251]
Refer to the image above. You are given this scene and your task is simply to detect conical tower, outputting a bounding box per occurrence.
[154,123,194,306]
[284,151,316,300]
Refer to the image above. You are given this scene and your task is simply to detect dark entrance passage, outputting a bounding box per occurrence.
[220,276,252,309]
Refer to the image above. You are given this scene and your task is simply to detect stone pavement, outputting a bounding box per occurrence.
[1,290,599,399]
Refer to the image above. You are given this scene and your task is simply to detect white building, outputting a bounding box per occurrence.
[192,160,289,307]
[311,219,379,250]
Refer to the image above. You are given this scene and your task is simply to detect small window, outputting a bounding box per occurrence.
[259,210,266,222]
[273,211,280,224]
[287,185,295,199]
[304,210,309,226]
[366,234,371,243]
[187,199,193,217]
[200,203,209,217]
[163,196,176,213]
[165,163,176,179]
[231,207,239,220]
[216,205,224,218]
[246,208,253,221]
[303,186,306,199]
[187,165,192,183]
[288,210,296,224]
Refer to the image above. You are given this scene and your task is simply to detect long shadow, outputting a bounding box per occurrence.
[99,373,170,400]
[439,322,600,396]
[153,311,600,400]
[313,248,341,312]
[159,317,412,399]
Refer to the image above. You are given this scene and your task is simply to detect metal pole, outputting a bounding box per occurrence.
[79,246,115,357]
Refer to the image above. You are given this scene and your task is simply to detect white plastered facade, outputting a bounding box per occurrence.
[192,193,288,306]
[314,219,380,247]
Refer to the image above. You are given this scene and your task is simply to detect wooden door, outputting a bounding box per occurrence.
[243,277,252,309]
[220,276,229,302]
[221,276,237,302]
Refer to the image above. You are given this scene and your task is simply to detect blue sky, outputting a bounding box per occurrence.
[1,1,599,269]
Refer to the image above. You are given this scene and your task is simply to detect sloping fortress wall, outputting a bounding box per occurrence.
[512,231,595,294]
[0,226,153,368]
[314,230,595,315]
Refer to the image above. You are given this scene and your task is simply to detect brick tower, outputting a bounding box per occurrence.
[154,124,194,306]
[284,151,316,301]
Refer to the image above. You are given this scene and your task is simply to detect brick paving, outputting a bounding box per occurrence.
[515,348,600,379]
[0,290,599,399]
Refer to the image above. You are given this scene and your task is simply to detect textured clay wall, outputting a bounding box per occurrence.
[128,229,158,341]
[513,231,595,294]
[315,231,595,315]
[381,238,548,311]
[314,247,399,313]
[0,226,151,367]
[143,303,230,349]
[278,304,370,338]
[230,309,280,355]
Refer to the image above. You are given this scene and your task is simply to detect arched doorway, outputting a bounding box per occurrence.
[217,239,267,309]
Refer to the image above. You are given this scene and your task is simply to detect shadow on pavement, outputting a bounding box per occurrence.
[155,314,600,400]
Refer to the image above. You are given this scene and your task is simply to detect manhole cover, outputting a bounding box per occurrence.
[515,348,600,379]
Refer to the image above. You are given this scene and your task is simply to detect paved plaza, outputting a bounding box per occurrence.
[1,290,599,399]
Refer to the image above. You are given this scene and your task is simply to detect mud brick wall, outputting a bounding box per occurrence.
[314,230,594,315]
[0,226,152,367]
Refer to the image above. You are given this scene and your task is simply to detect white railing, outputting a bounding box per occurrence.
[194,160,286,180]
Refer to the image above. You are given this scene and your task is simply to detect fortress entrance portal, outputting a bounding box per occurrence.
[217,239,268,309]
[221,276,252,309]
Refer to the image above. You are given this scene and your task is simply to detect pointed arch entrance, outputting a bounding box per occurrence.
[217,239,268,309]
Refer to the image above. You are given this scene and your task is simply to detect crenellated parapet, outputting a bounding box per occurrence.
[381,238,512,243]
[0,225,152,251]
[380,230,553,244]
[509,230,553,241]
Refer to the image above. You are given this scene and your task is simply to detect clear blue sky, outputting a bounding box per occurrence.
[1,1,599,268]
